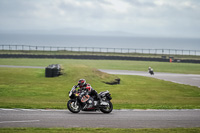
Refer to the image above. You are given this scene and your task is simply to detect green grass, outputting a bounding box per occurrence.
[112,75,200,109]
[0,58,200,109]
[0,128,200,133]
[0,58,200,74]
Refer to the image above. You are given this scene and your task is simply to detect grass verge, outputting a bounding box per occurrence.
[0,58,200,109]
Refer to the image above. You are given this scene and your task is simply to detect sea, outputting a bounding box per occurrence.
[0,34,200,55]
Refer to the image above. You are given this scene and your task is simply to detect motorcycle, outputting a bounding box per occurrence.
[149,69,154,75]
[67,87,113,113]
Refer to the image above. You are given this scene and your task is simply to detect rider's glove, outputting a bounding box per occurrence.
[74,85,78,88]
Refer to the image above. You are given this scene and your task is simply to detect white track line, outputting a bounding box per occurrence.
[1,108,200,112]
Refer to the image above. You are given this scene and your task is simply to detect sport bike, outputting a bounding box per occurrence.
[67,87,113,113]
[149,69,154,75]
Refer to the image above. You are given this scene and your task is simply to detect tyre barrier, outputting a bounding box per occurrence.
[0,54,200,63]
[45,64,61,77]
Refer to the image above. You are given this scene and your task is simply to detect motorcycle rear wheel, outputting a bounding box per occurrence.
[100,101,113,113]
[67,99,81,113]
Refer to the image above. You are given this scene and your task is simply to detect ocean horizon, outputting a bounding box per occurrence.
[0,34,200,51]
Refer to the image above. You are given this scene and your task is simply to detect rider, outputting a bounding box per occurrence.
[74,79,102,105]
[148,67,153,72]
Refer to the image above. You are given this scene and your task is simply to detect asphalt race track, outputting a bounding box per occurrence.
[0,109,200,128]
[99,69,200,88]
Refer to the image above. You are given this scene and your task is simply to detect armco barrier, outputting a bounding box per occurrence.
[1,45,200,56]
[0,54,200,63]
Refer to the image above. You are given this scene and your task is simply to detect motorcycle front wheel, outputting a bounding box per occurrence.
[100,101,113,114]
[67,99,81,113]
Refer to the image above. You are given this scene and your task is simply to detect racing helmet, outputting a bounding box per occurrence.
[78,79,86,86]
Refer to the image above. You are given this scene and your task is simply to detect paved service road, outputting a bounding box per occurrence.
[0,65,45,69]
[99,69,200,88]
[0,109,200,128]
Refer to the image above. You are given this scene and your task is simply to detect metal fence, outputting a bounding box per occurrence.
[0,44,200,56]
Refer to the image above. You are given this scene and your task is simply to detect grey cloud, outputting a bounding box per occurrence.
[124,0,156,7]
[0,0,199,38]
[0,0,37,18]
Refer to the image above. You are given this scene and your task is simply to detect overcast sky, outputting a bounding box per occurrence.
[0,0,200,38]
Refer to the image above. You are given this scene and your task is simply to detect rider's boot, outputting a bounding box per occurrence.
[96,94,102,106]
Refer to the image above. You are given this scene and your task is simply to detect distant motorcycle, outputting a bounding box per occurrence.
[149,69,154,75]
[148,67,154,75]
[67,87,113,113]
